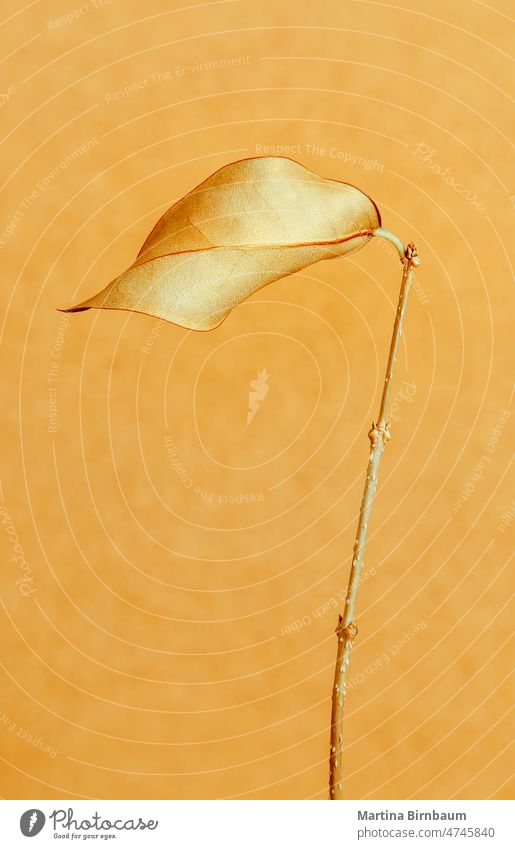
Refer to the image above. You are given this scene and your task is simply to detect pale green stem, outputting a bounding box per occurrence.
[328,240,421,800]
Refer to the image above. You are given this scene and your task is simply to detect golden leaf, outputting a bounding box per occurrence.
[62,156,381,331]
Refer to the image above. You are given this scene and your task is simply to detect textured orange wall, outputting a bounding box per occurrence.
[0,0,513,800]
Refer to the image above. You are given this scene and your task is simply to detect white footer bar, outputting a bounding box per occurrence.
[2,799,512,848]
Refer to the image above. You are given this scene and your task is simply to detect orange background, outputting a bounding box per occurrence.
[0,0,513,800]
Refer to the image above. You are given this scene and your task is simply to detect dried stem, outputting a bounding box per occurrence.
[329,240,421,800]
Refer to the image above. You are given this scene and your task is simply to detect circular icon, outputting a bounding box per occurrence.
[20,809,46,837]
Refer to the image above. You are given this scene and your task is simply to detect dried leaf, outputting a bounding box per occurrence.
[62,156,381,331]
